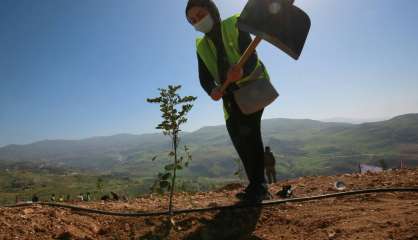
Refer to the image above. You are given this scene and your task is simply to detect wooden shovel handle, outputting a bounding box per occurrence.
[220,36,262,93]
[237,36,263,69]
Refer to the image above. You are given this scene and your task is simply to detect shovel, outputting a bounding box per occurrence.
[220,0,311,93]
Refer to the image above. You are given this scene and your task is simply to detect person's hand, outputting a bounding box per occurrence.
[210,87,223,101]
[226,64,243,84]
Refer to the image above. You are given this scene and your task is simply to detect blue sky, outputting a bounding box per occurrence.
[1,0,417,146]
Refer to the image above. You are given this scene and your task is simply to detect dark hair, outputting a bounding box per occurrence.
[185,0,221,24]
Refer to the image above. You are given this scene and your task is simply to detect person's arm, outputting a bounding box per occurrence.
[223,30,259,93]
[238,30,258,77]
[197,53,217,96]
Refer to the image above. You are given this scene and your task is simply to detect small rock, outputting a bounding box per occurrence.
[90,223,101,234]
[23,209,34,215]
[328,231,336,238]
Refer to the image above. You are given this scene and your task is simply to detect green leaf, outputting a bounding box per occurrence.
[164,164,175,171]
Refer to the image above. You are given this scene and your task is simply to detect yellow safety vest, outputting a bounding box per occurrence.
[196,14,269,120]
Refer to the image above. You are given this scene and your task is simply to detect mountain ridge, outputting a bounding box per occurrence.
[3,114,415,149]
[0,114,417,179]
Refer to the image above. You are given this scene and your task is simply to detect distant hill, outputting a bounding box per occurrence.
[0,114,417,179]
[320,117,388,124]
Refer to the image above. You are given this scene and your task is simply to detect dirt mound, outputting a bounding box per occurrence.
[1,169,417,240]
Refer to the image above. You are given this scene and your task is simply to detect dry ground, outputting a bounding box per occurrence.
[1,168,417,240]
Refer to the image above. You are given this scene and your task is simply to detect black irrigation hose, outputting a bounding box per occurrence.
[2,187,418,218]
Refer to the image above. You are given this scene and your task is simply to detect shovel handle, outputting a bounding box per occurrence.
[220,36,262,93]
[237,36,263,69]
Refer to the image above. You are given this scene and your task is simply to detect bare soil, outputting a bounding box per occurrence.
[1,168,417,240]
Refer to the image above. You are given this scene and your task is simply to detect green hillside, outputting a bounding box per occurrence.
[0,114,417,204]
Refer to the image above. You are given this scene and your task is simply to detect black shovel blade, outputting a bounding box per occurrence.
[238,0,311,60]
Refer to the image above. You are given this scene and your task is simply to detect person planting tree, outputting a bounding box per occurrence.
[186,0,273,203]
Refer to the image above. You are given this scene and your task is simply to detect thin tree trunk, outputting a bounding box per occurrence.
[168,133,178,215]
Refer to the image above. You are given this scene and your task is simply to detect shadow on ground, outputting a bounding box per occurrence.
[184,206,262,240]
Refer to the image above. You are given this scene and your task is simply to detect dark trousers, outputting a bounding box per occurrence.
[224,97,266,187]
[265,166,277,184]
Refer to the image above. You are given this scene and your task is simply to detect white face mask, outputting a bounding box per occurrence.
[193,14,214,33]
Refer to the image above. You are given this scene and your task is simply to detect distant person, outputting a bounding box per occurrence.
[85,192,91,202]
[32,194,39,203]
[50,194,56,202]
[264,146,277,184]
